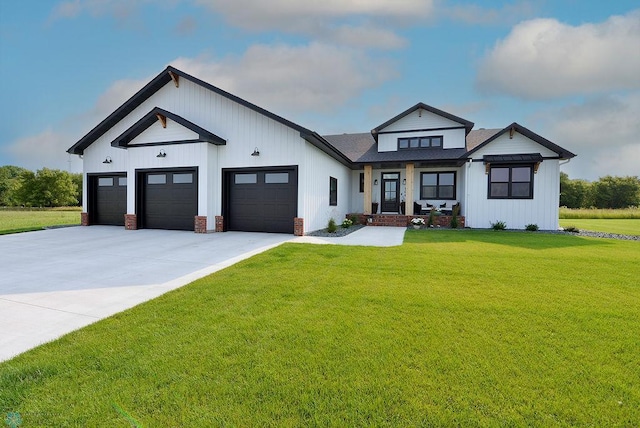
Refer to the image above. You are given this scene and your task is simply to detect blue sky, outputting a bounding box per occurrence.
[1,0,638,180]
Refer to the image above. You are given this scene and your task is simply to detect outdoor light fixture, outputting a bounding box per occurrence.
[374,179,379,185]
[251,147,260,156]
[402,178,406,184]
[156,150,166,158]
[102,156,112,164]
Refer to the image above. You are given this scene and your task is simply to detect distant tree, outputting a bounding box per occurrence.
[0,165,29,206]
[560,172,592,208]
[71,173,83,206]
[591,175,640,209]
[14,168,79,207]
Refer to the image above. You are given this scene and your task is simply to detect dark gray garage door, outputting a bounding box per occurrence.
[226,167,297,234]
[90,174,127,226]
[141,169,197,231]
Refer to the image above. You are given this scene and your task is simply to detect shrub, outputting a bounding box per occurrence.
[428,209,435,227]
[491,220,507,230]
[327,218,337,233]
[341,218,353,228]
[450,204,460,229]
[563,225,580,233]
[525,224,539,231]
[349,214,360,225]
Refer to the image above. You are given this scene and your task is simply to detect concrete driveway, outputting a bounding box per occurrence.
[0,225,405,362]
[0,226,293,362]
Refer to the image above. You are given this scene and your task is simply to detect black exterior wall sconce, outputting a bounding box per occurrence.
[102,156,112,164]
[157,150,166,158]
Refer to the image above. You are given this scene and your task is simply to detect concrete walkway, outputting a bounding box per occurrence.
[0,225,405,362]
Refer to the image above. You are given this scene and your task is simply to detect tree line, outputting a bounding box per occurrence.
[1,165,638,209]
[0,166,81,207]
[560,173,640,209]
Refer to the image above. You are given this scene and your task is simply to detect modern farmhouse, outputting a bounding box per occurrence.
[67,66,576,235]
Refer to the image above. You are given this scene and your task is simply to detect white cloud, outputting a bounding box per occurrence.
[477,10,640,99]
[5,76,149,172]
[5,129,82,172]
[5,42,396,170]
[172,43,396,113]
[543,92,640,180]
[444,1,536,26]
[193,0,434,49]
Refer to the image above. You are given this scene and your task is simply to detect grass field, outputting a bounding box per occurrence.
[560,207,640,219]
[560,218,640,236]
[1,230,638,426]
[0,208,81,234]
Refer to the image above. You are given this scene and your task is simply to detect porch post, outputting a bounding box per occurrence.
[364,165,372,214]
[405,163,414,215]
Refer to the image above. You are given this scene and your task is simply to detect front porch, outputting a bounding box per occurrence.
[349,213,466,228]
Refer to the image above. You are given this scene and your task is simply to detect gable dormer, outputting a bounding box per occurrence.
[372,103,474,153]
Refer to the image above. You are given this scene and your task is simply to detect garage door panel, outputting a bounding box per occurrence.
[142,170,197,231]
[227,168,297,234]
[93,174,126,226]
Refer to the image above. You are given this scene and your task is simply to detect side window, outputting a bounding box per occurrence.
[359,173,364,193]
[329,177,337,206]
[488,165,533,199]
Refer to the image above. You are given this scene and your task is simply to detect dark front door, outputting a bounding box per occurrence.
[381,172,400,213]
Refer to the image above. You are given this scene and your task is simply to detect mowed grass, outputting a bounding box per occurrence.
[1,230,639,426]
[0,208,81,234]
[560,207,640,219]
[560,218,640,236]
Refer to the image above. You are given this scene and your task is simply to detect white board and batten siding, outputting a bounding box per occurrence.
[300,142,352,233]
[377,109,466,152]
[465,132,561,230]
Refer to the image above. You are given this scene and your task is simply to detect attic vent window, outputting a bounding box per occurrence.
[398,136,442,150]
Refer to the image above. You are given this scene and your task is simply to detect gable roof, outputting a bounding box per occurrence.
[466,128,501,151]
[67,66,352,166]
[371,102,475,140]
[465,122,576,159]
[111,107,226,148]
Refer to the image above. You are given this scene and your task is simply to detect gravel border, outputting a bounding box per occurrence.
[547,229,639,241]
[305,224,366,237]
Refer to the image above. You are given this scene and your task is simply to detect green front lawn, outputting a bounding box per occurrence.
[0,208,81,234]
[559,218,640,236]
[2,230,639,426]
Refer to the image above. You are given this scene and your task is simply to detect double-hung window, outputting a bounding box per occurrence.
[488,165,533,199]
[420,172,456,199]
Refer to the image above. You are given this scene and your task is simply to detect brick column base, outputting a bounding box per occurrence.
[81,212,89,226]
[294,217,304,236]
[125,214,138,230]
[215,216,224,232]
[195,216,207,233]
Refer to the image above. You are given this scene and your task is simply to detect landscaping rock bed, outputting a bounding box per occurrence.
[306,224,365,237]
[556,230,639,241]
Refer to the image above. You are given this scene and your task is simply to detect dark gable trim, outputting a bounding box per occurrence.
[376,125,465,135]
[371,102,474,141]
[465,123,576,160]
[67,66,352,166]
[111,107,226,149]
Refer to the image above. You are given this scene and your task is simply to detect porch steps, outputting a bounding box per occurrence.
[349,213,465,228]
[370,214,409,227]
